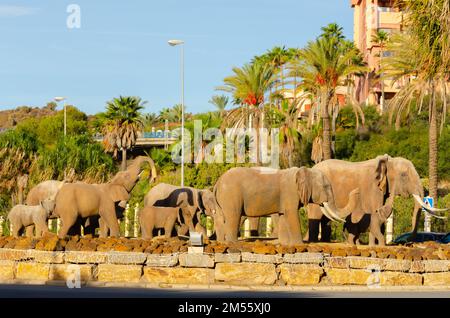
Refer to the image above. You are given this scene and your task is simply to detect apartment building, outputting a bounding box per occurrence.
[351,0,404,110]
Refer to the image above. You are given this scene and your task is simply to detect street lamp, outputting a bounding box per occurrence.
[168,39,185,187]
[54,96,67,136]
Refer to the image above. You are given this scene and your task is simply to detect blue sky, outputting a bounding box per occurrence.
[0,0,354,115]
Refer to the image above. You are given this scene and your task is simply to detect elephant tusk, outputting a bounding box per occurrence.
[320,206,340,223]
[424,210,447,220]
[412,194,450,213]
[322,203,346,223]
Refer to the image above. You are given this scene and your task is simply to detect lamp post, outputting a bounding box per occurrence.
[168,39,185,187]
[54,96,67,136]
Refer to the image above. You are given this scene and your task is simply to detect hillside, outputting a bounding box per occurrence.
[0,104,57,129]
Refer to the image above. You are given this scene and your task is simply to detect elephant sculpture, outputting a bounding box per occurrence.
[139,192,188,239]
[8,199,55,238]
[144,183,216,236]
[213,166,360,246]
[53,156,157,238]
[26,180,66,206]
[306,154,449,245]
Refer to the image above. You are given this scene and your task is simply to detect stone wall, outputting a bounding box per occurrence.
[0,248,449,286]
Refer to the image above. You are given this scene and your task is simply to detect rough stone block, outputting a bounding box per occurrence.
[241,252,282,264]
[106,252,147,265]
[348,257,384,269]
[325,268,371,285]
[380,272,422,286]
[16,262,50,280]
[143,267,214,284]
[179,253,214,268]
[146,254,178,267]
[383,259,411,272]
[410,261,425,273]
[0,260,15,280]
[215,263,277,285]
[65,251,108,264]
[0,248,31,261]
[215,253,241,263]
[279,264,323,285]
[423,272,450,286]
[50,264,94,281]
[325,257,349,269]
[96,264,142,283]
[283,253,324,264]
[29,250,64,264]
[422,260,450,273]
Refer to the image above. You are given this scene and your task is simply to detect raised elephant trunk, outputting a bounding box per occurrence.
[110,156,157,191]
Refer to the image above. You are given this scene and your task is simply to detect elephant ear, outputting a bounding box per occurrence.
[107,184,130,202]
[296,167,312,205]
[375,154,389,192]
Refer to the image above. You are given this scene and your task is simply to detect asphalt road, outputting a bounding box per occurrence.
[0,284,448,298]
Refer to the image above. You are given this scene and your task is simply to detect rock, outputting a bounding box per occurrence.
[213,244,227,254]
[179,253,215,268]
[65,240,79,251]
[0,248,30,261]
[241,252,282,264]
[146,254,179,267]
[215,253,241,263]
[106,252,147,265]
[16,262,50,280]
[325,268,372,285]
[0,260,15,280]
[284,253,324,264]
[383,259,411,272]
[215,263,277,285]
[226,247,241,254]
[152,246,164,254]
[306,245,322,253]
[143,267,214,284]
[348,257,384,270]
[410,261,425,273]
[294,244,307,253]
[65,251,108,264]
[162,246,173,254]
[251,244,277,255]
[275,246,296,255]
[113,244,132,252]
[14,237,36,250]
[96,264,143,283]
[49,264,94,282]
[331,249,347,257]
[423,272,450,286]
[325,257,349,269]
[204,246,214,254]
[29,250,64,264]
[422,260,450,273]
[80,242,98,252]
[380,272,422,286]
[360,250,372,257]
[279,264,323,285]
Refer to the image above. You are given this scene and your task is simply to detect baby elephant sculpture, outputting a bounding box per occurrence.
[8,199,55,238]
[139,192,188,239]
[139,206,182,239]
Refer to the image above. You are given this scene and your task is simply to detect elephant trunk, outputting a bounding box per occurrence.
[322,188,361,223]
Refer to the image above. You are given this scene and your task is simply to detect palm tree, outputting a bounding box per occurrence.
[142,113,160,130]
[384,0,450,209]
[296,35,367,160]
[217,62,277,164]
[321,23,345,42]
[209,95,229,117]
[102,96,145,171]
[372,30,390,112]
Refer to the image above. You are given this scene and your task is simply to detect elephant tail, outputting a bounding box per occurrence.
[212,183,225,222]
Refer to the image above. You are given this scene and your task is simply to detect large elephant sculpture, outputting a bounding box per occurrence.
[26,180,66,206]
[306,154,448,245]
[213,166,360,246]
[53,156,157,238]
[144,183,216,236]
[8,199,55,238]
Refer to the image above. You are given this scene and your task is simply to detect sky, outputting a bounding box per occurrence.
[0,0,354,115]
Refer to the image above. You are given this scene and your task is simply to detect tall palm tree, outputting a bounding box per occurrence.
[142,113,160,130]
[384,0,450,208]
[209,95,229,117]
[296,36,367,160]
[372,30,390,112]
[217,62,277,164]
[102,96,145,171]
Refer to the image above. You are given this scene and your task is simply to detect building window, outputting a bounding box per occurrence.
[378,6,394,12]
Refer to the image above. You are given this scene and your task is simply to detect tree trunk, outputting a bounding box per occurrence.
[429,81,438,205]
[121,148,127,171]
[321,91,332,160]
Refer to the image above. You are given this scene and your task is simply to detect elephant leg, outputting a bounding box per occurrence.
[164,217,176,239]
[67,217,83,236]
[11,222,20,238]
[278,215,290,245]
[224,211,240,242]
[308,219,320,243]
[25,225,34,237]
[98,218,109,238]
[285,210,302,245]
[99,203,120,237]
[59,214,78,238]
[320,216,332,242]
[347,233,356,245]
[368,232,376,246]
